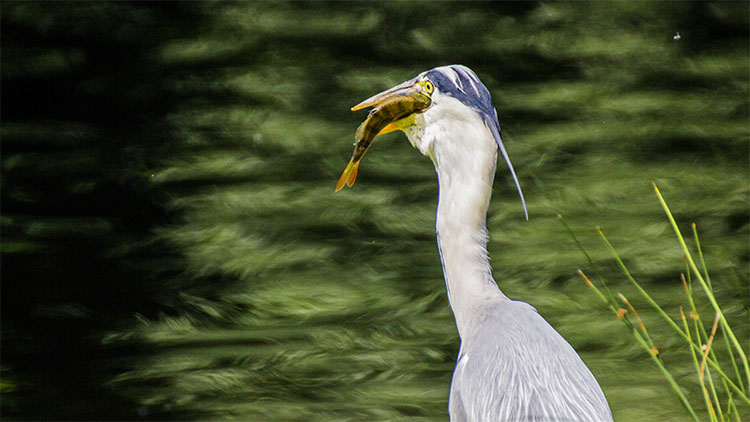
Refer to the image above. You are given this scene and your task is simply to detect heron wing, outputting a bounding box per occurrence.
[449,300,613,422]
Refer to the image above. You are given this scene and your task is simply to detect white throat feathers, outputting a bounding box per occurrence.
[405,94,509,339]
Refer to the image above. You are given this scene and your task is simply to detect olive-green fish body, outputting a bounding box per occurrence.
[336,93,431,191]
[351,95,430,162]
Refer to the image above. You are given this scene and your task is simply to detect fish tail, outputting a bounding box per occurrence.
[347,161,359,187]
[335,160,360,192]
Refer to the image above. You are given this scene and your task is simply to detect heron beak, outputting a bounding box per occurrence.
[351,78,420,111]
[351,78,428,135]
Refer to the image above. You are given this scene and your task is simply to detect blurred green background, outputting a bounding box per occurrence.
[1,1,748,421]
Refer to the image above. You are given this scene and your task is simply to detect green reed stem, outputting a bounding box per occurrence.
[630,323,700,421]
[559,214,618,305]
[692,223,713,291]
[682,308,714,421]
[597,228,685,338]
[692,224,746,395]
[595,229,749,405]
[653,183,750,390]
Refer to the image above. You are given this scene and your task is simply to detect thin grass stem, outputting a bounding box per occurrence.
[684,273,740,408]
[707,314,724,420]
[560,215,618,304]
[686,272,746,414]
[592,233,749,403]
[618,293,657,351]
[578,269,611,307]
[653,183,750,389]
[597,228,686,338]
[630,324,700,421]
[692,223,713,291]
[699,313,721,421]
[721,323,746,395]
[569,199,750,415]
[729,396,741,422]
[683,308,714,421]
[705,364,724,422]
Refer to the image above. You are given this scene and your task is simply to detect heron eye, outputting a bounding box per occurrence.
[424,81,434,94]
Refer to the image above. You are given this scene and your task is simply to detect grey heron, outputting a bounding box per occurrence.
[339,65,613,422]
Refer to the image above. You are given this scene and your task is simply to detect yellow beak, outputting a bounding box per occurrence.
[350,79,426,136]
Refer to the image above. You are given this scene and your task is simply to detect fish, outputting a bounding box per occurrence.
[336,92,431,191]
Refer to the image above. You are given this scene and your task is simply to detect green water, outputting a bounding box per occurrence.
[1,2,748,421]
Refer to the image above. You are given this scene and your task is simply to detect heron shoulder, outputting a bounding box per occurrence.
[450,300,613,422]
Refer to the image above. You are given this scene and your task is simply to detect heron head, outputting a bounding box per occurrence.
[352,64,527,219]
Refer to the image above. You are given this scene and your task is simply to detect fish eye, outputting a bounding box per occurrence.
[423,80,434,94]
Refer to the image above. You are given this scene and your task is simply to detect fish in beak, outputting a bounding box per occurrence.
[335,79,432,192]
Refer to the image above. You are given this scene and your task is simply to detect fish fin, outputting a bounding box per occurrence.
[335,160,358,192]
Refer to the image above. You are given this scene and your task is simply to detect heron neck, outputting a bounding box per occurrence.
[432,134,507,340]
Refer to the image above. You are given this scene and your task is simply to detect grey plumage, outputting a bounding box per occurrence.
[449,299,612,422]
